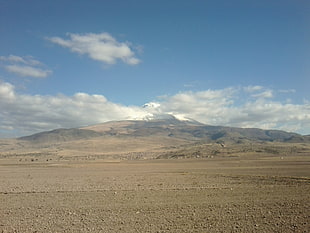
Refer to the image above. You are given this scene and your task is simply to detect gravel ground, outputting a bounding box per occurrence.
[0,156,309,232]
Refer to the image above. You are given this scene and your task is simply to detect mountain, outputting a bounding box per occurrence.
[81,116,304,143]
[11,116,310,160]
[19,115,307,144]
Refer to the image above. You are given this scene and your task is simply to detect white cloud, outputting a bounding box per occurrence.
[0,81,309,137]
[0,81,148,137]
[5,65,51,78]
[47,32,141,65]
[154,89,310,134]
[156,88,236,125]
[0,55,51,78]
[0,81,15,100]
[244,85,263,93]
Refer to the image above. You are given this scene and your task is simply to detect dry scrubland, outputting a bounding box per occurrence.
[0,139,310,232]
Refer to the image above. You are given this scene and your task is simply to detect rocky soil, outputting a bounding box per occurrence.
[0,155,309,232]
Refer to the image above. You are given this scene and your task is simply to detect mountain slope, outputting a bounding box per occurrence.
[19,128,102,143]
[81,117,302,143]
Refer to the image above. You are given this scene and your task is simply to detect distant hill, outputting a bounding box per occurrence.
[18,115,308,144]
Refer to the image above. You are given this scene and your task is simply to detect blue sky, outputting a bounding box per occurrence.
[0,0,309,137]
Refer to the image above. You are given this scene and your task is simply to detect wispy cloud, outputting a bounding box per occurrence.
[243,85,263,93]
[4,65,51,78]
[244,85,273,99]
[0,55,42,66]
[0,81,309,137]
[47,32,141,65]
[0,55,52,78]
[251,89,273,99]
[278,89,296,93]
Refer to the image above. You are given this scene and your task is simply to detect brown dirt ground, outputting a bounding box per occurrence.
[0,155,309,233]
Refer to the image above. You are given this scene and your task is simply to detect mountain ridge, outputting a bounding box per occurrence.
[18,116,308,144]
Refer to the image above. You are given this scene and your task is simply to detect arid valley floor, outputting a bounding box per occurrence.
[1,118,310,232]
[0,153,309,232]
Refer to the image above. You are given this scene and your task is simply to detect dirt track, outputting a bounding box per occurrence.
[0,155,309,232]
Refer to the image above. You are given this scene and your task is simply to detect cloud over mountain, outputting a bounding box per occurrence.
[47,33,141,65]
[0,82,309,137]
[160,87,309,133]
[0,81,147,136]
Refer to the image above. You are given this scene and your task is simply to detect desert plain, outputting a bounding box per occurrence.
[0,119,310,232]
[0,144,309,233]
